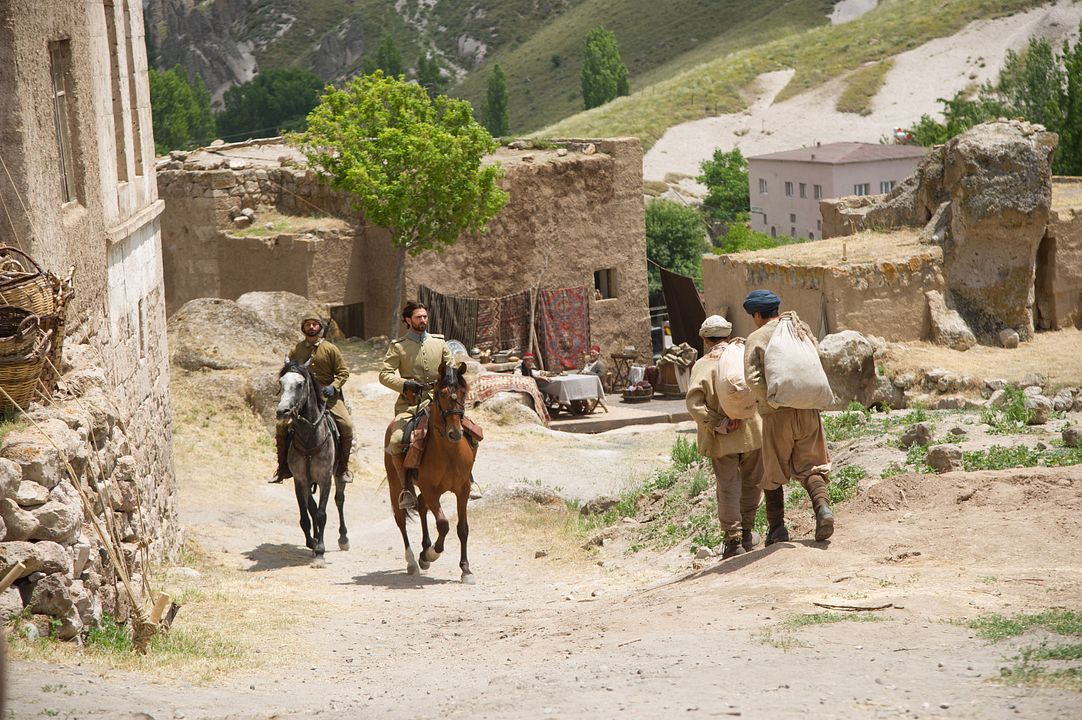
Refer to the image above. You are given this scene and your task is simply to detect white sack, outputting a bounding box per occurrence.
[716,339,757,420]
[764,312,835,410]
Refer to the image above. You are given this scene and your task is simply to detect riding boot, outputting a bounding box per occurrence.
[268,431,291,484]
[390,453,417,509]
[741,528,761,552]
[764,486,789,546]
[336,435,353,483]
[803,473,835,542]
[722,538,746,559]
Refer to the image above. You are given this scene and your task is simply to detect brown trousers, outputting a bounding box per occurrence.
[760,408,831,491]
[711,449,763,541]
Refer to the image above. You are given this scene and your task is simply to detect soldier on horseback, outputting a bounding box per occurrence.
[380,301,454,509]
[269,316,354,485]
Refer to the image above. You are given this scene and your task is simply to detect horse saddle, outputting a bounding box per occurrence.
[403,410,484,470]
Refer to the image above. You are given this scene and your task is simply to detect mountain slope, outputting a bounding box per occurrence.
[539,0,1053,148]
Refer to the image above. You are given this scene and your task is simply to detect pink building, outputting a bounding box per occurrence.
[747,142,926,239]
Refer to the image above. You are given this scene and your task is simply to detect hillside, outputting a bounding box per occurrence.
[540,0,1056,148]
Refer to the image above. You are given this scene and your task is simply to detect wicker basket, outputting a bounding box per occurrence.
[0,327,52,417]
[0,247,59,317]
[0,306,40,357]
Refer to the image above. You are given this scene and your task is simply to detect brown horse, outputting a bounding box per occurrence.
[383,361,478,583]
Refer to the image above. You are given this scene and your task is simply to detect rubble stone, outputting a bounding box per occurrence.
[926,445,964,473]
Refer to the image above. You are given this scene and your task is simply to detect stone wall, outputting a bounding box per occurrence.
[0,0,178,602]
[702,231,944,341]
[158,137,651,358]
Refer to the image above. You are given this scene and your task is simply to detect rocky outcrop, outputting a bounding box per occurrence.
[925,290,976,350]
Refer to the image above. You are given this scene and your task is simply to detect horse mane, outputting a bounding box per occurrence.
[439,362,469,392]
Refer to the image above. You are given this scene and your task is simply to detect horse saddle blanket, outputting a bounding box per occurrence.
[404,411,484,470]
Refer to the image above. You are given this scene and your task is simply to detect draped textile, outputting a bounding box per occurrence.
[466,373,551,425]
[475,290,531,353]
[538,286,591,371]
[660,267,706,358]
[418,285,479,347]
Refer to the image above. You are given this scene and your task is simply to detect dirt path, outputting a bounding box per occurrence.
[10,359,1082,719]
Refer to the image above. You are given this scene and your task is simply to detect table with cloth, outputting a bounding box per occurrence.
[542,373,608,416]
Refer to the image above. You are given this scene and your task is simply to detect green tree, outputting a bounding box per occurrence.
[290,72,508,335]
[484,64,510,137]
[697,148,749,226]
[416,52,445,99]
[998,39,1062,130]
[1060,27,1082,174]
[216,69,324,141]
[645,199,708,295]
[365,34,404,78]
[580,28,630,110]
[148,66,215,154]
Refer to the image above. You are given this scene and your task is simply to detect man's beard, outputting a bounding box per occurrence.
[304,328,321,337]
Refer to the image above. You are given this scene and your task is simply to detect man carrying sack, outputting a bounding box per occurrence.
[742,289,835,544]
[685,314,763,558]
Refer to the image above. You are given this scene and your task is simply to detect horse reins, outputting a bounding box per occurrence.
[284,366,334,481]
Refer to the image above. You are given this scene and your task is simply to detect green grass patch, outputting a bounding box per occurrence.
[967,611,1082,692]
[967,610,1082,641]
[823,402,874,442]
[785,611,887,628]
[963,442,1082,471]
[836,58,895,115]
[980,385,1032,434]
[830,465,866,504]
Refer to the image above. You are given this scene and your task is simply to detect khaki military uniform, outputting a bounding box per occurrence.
[380,332,455,454]
[686,342,763,540]
[277,339,353,440]
[744,317,831,492]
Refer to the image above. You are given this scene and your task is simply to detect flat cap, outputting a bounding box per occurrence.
[698,314,733,338]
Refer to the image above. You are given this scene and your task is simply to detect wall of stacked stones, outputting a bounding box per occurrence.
[0,344,169,639]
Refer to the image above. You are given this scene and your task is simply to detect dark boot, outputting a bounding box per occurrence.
[722,539,746,559]
[741,528,761,552]
[336,435,353,483]
[390,453,416,509]
[804,474,835,542]
[268,432,291,483]
[764,486,789,545]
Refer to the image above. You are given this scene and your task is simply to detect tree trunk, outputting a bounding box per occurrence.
[387,245,408,340]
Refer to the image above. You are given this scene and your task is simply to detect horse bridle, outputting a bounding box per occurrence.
[433,380,466,439]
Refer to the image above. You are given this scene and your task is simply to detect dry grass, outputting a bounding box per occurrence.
[731,227,935,265]
[836,59,895,115]
[471,498,599,569]
[882,328,1082,388]
[227,209,349,238]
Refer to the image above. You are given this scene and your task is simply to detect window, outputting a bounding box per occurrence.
[790,227,796,236]
[123,0,143,177]
[813,184,823,200]
[758,178,768,194]
[808,231,815,239]
[789,213,796,223]
[50,40,80,204]
[594,268,617,299]
[799,183,806,198]
[880,180,896,194]
[854,183,871,196]
[104,1,127,183]
[784,181,793,197]
[817,219,822,232]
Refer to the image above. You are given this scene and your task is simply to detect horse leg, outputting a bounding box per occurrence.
[386,450,419,575]
[334,473,349,551]
[294,478,315,550]
[312,476,330,558]
[418,495,433,570]
[456,490,474,585]
[305,484,321,556]
[422,495,449,565]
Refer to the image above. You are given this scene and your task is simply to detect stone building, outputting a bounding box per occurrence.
[0,2,177,633]
[705,121,1082,345]
[157,137,650,358]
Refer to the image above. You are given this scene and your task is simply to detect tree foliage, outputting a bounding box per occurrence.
[416,52,446,99]
[365,34,404,78]
[484,64,510,137]
[148,66,215,154]
[645,199,707,295]
[580,28,630,110]
[216,69,324,141]
[697,148,750,225]
[906,24,1082,174]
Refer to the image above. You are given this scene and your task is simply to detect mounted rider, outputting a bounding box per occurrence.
[380,301,455,509]
[269,316,353,484]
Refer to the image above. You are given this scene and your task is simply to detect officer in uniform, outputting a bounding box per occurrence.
[269,316,354,484]
[380,300,455,509]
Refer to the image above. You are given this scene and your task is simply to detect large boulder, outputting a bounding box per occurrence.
[236,291,343,341]
[817,331,877,409]
[940,120,1057,340]
[168,297,294,370]
[925,290,976,351]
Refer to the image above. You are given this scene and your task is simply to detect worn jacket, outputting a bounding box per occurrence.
[379,333,455,415]
[686,342,762,457]
[289,339,349,393]
[744,313,816,416]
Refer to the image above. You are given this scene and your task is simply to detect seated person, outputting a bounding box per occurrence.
[581,344,606,377]
[520,352,550,391]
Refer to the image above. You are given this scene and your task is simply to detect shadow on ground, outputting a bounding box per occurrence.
[349,569,455,588]
[242,543,326,571]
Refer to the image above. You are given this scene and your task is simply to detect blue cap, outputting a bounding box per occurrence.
[742,289,781,315]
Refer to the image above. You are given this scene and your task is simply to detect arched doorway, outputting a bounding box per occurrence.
[1034,233,1056,331]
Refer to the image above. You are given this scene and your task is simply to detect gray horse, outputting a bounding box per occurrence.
[276,360,348,559]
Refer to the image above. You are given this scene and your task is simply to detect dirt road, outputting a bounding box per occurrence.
[10,364,1082,719]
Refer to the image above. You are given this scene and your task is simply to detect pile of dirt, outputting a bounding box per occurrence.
[168,297,293,370]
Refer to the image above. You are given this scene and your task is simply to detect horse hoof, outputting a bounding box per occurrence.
[418,559,431,571]
[406,563,420,575]
[461,573,476,585]
[311,557,326,569]
[305,539,316,550]
[338,539,350,552]
[423,548,441,563]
